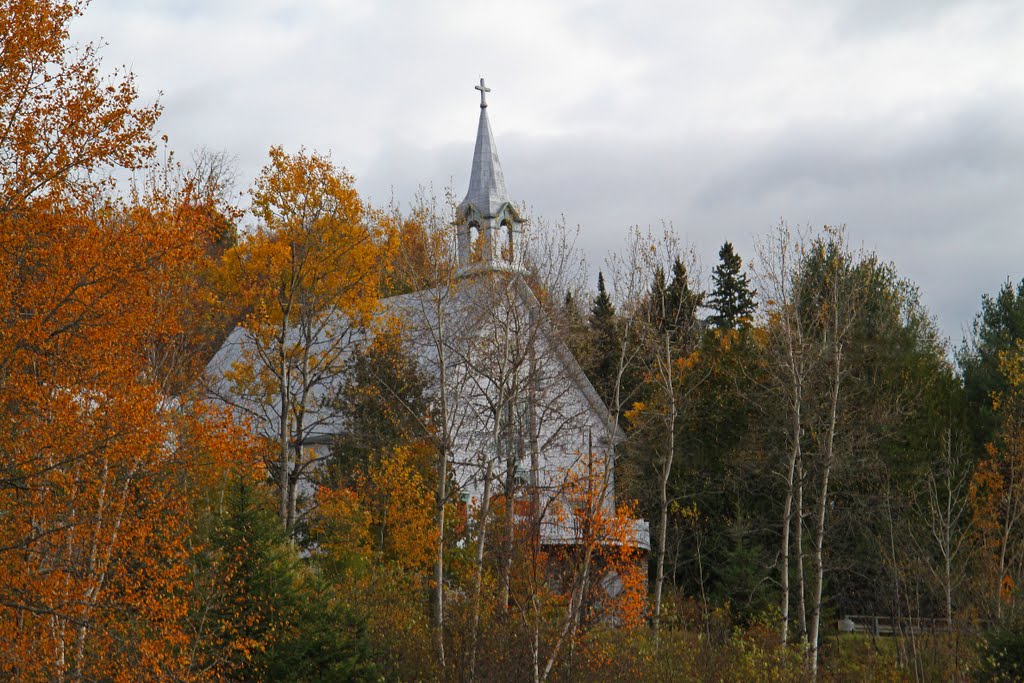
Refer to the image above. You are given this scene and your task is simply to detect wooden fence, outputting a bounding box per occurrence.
[839,615,961,636]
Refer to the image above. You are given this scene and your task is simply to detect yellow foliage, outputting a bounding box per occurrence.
[365,444,439,572]
[624,401,647,423]
[223,145,384,335]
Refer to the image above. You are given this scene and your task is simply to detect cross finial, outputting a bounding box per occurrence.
[475,77,491,108]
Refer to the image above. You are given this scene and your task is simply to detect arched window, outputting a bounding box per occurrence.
[469,221,482,261]
[499,219,513,262]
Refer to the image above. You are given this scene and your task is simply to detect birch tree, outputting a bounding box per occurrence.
[754,222,816,646]
[623,228,707,631]
[213,147,383,534]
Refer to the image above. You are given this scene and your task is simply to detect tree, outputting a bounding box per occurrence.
[623,234,707,632]
[329,326,433,487]
[376,192,464,669]
[0,0,159,213]
[0,2,262,675]
[588,271,621,407]
[143,147,243,395]
[959,279,1024,451]
[707,241,756,329]
[971,341,1024,621]
[754,223,813,647]
[754,223,954,673]
[214,146,384,534]
[189,476,377,681]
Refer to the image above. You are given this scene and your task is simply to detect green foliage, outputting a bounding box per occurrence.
[588,271,622,407]
[648,257,703,343]
[329,329,433,486]
[192,478,377,681]
[959,278,1024,450]
[266,581,378,682]
[561,288,592,370]
[707,241,757,329]
[977,614,1024,682]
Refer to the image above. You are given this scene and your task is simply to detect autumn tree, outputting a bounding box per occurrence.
[373,192,465,668]
[0,0,158,213]
[971,341,1024,621]
[0,1,269,676]
[304,300,445,680]
[211,146,384,534]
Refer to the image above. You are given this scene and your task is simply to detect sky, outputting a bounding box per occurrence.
[72,0,1024,344]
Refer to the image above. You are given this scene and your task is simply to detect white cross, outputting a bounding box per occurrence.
[475,78,491,108]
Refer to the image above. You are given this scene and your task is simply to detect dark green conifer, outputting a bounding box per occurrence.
[588,272,620,407]
[707,241,756,329]
[958,278,1024,450]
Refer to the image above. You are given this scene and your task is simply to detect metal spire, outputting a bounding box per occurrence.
[459,78,512,219]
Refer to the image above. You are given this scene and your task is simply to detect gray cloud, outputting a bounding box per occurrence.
[72,0,1023,346]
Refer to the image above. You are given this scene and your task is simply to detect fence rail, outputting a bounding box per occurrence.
[839,615,963,636]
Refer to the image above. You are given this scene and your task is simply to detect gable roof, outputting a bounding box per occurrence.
[205,275,622,448]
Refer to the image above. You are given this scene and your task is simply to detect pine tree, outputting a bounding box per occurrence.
[592,272,616,322]
[707,241,756,329]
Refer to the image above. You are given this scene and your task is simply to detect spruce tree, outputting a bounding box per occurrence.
[195,478,377,681]
[707,241,756,329]
[665,257,703,341]
[588,272,619,407]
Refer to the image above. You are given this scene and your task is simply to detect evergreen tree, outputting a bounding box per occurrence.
[193,478,376,681]
[330,330,433,487]
[592,271,616,321]
[958,278,1024,450]
[666,256,703,341]
[644,258,703,342]
[707,241,756,329]
[588,271,620,407]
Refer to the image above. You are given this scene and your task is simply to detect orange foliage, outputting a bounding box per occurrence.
[970,341,1024,614]
[0,0,159,211]
[521,450,649,676]
[219,146,386,531]
[224,145,382,334]
[559,456,648,633]
[315,443,438,574]
[0,188,253,678]
[0,1,254,676]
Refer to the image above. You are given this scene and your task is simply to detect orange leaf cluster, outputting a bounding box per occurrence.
[0,2,254,676]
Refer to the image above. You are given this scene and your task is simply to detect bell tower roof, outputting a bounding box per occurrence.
[458,78,522,224]
[455,79,526,276]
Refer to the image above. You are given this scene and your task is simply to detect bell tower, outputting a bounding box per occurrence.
[456,78,526,276]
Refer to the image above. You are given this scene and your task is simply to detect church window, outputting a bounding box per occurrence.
[469,221,482,261]
[500,219,513,262]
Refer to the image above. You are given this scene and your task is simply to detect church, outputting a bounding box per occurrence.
[206,79,649,553]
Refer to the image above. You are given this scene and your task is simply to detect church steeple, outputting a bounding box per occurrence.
[456,78,525,275]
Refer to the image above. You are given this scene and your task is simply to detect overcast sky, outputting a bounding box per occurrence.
[73,0,1023,344]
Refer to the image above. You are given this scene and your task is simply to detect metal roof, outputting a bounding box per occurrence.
[458,79,515,220]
